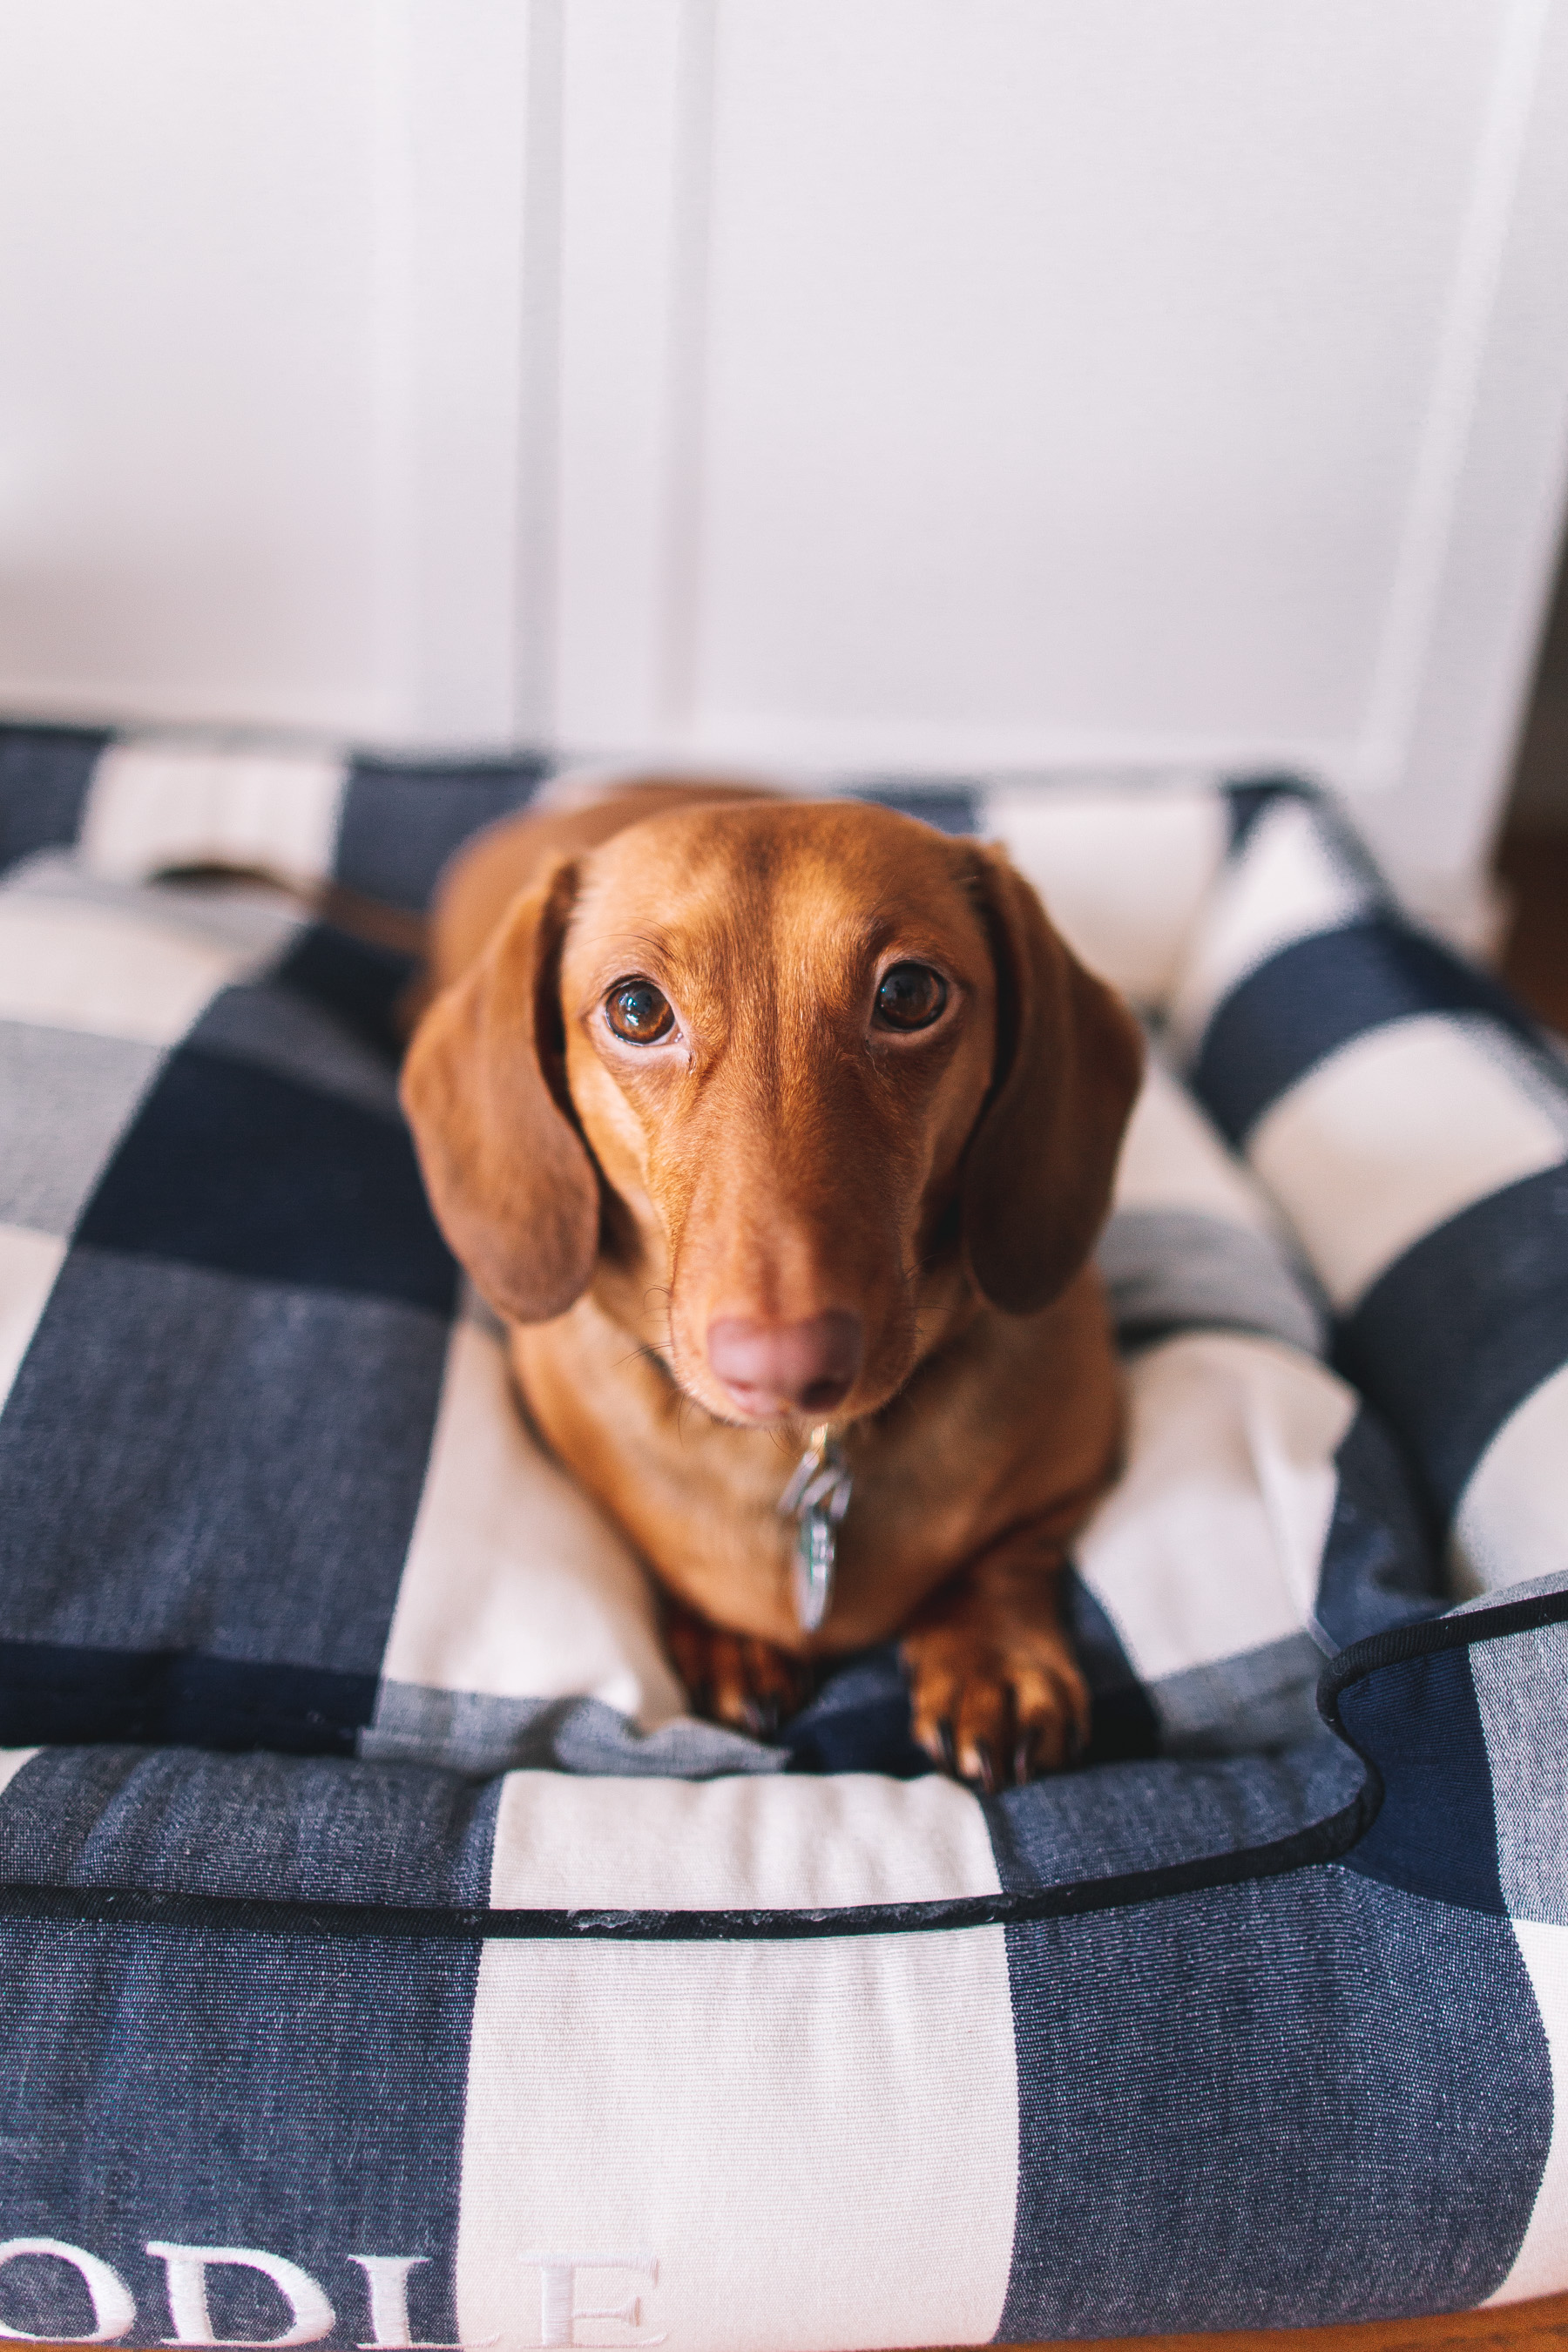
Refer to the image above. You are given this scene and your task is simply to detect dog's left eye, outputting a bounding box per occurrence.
[605,978,675,1044]
[873,962,949,1032]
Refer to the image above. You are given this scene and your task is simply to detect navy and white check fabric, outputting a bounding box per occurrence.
[0,724,1565,2346]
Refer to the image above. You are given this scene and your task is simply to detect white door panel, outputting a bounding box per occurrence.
[0,3,389,732]
[694,1,1490,760]
[0,0,532,742]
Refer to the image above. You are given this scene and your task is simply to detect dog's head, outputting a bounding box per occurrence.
[402,799,1142,1429]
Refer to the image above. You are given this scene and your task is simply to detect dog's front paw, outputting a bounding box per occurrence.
[902,1607,1090,1792]
[662,1598,814,1741]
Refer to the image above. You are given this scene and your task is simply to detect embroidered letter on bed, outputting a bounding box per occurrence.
[145,2244,336,2348]
[0,2238,138,2344]
[517,2255,664,2349]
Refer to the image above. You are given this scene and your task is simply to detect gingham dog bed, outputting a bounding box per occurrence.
[0,725,1564,2348]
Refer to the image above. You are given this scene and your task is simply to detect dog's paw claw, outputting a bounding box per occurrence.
[903,1616,1091,1789]
[741,1694,784,1741]
[662,1599,809,1741]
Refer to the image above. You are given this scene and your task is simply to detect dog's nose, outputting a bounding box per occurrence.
[706,1311,863,1416]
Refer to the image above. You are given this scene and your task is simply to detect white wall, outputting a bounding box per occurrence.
[0,0,532,742]
[3,1,1568,918]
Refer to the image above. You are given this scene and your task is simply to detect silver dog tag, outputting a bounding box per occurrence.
[779,1423,853,1635]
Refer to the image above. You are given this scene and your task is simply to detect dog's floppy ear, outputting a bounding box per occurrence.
[960,845,1145,1316]
[400,859,599,1323]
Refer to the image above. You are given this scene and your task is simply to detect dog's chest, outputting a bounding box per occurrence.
[505,1292,1115,1651]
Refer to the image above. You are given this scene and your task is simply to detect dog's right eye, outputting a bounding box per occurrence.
[874,962,949,1032]
[605,978,675,1044]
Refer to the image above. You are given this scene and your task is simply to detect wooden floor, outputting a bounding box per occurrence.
[1497,823,1568,1036]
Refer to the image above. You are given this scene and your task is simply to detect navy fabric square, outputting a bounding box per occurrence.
[1224,773,1317,852]
[74,1040,455,1313]
[0,1916,480,2349]
[847,780,982,835]
[1064,1570,1164,1764]
[272,924,421,1063]
[0,1755,493,2342]
[274,922,422,1053]
[335,755,549,910]
[1191,920,1543,1146]
[781,1646,931,1775]
[1336,1167,1568,1519]
[191,977,402,1123]
[0,1250,445,1681]
[1315,1409,1444,1649]
[1333,1642,1505,1916]
[987,1734,1362,1894]
[0,724,107,874]
[998,1873,1549,2338]
[0,1747,500,1909]
[0,1642,375,1757]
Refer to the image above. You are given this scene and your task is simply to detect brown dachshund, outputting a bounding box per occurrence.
[401,781,1144,1788]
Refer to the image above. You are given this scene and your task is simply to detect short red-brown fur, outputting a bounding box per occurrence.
[401,781,1144,1786]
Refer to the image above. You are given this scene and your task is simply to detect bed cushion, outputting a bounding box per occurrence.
[1168,778,1568,1600]
[1,724,1566,2345]
[0,1592,1562,2343]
